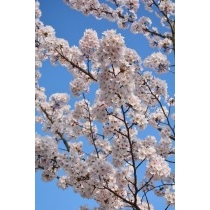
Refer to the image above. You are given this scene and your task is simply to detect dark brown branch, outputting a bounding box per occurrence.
[137,175,154,194]
[127,183,135,197]
[55,48,97,81]
[165,159,175,164]
[103,185,141,210]
[39,105,70,152]
[121,106,139,206]
[144,28,168,39]
[136,158,146,169]
[145,82,175,139]
[82,93,99,158]
[143,183,175,195]
[144,193,151,210]
[152,0,175,52]
[165,204,171,210]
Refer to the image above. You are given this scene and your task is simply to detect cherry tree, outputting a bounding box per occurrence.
[35,0,175,209]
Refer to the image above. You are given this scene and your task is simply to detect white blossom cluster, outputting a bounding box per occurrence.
[164,186,175,205]
[79,29,100,59]
[134,71,168,107]
[63,0,174,53]
[146,154,171,180]
[144,52,170,73]
[35,134,59,181]
[64,0,139,25]
[141,0,154,12]
[159,0,175,16]
[131,16,152,34]
[97,30,125,67]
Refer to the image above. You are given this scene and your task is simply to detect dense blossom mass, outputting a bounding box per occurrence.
[35,0,175,209]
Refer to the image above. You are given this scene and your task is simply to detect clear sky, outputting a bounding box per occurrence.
[2,1,210,210]
[36,0,175,209]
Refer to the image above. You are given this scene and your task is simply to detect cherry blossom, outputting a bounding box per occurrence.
[35,0,175,209]
[144,52,170,73]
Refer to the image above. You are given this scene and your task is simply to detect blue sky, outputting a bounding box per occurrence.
[2,1,210,210]
[36,0,175,209]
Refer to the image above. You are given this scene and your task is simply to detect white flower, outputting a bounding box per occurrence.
[144,52,170,73]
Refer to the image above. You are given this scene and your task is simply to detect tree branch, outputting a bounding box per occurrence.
[39,105,70,152]
[55,48,97,81]
[82,93,99,158]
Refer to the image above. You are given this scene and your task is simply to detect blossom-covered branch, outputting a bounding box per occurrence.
[35,0,175,209]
